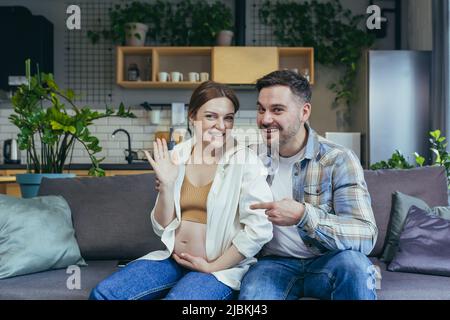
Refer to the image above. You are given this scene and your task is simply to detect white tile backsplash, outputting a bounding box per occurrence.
[107,149,126,157]
[123,126,144,133]
[131,118,150,126]
[131,133,152,142]
[108,117,133,126]
[92,118,108,125]
[130,141,144,149]
[70,149,85,157]
[143,126,157,134]
[96,126,116,133]
[0,110,13,117]
[104,141,121,149]
[0,125,19,133]
[0,108,260,164]
[93,133,109,140]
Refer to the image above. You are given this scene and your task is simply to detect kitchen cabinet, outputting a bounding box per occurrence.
[0,169,154,197]
[117,46,211,88]
[278,47,315,84]
[212,47,278,84]
[116,46,314,88]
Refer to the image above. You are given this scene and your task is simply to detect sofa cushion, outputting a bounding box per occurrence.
[38,174,165,260]
[380,192,430,262]
[363,166,448,257]
[370,258,450,300]
[388,206,450,276]
[0,194,86,279]
[0,260,119,300]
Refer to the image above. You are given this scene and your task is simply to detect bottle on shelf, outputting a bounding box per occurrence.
[128,63,140,81]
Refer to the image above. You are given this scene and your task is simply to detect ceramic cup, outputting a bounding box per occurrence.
[188,72,200,82]
[171,71,184,82]
[158,72,170,82]
[200,72,209,82]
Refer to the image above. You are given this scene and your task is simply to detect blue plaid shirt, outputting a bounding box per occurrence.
[256,124,378,256]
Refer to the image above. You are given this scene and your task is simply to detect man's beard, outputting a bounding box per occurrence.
[260,120,301,148]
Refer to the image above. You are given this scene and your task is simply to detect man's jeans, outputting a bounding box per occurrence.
[239,250,377,300]
[89,258,235,300]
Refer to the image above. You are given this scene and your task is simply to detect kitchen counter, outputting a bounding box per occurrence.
[0,176,16,183]
[0,162,153,197]
[0,162,153,170]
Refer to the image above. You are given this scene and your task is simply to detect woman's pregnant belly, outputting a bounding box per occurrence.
[174,220,208,261]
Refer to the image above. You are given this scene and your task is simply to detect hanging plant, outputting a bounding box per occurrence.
[87,0,233,47]
[87,0,169,45]
[161,0,234,46]
[259,0,375,113]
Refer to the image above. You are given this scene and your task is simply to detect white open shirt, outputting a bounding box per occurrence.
[138,138,273,290]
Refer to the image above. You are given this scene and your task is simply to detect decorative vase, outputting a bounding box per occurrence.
[125,22,148,46]
[216,30,234,46]
[16,173,77,198]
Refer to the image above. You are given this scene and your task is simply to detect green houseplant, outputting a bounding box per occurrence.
[190,0,234,46]
[121,0,234,46]
[259,0,375,125]
[9,60,135,197]
[87,1,168,46]
[170,0,233,46]
[88,0,234,47]
[370,130,450,188]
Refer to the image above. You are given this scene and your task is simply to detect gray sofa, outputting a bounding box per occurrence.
[1,166,449,300]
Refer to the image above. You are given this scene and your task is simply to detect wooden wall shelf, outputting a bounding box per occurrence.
[116,46,314,88]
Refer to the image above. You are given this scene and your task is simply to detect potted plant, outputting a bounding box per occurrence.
[112,1,149,46]
[209,2,234,46]
[87,1,168,46]
[216,29,234,46]
[193,0,233,46]
[259,0,375,127]
[166,0,233,46]
[9,60,136,198]
[370,129,450,187]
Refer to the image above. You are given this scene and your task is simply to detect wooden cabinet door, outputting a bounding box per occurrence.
[212,47,278,84]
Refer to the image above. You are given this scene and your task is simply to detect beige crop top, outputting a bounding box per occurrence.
[179,175,212,224]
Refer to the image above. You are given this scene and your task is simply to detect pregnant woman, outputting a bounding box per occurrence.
[90,81,273,300]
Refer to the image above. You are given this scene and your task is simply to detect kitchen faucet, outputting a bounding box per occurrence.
[112,128,136,164]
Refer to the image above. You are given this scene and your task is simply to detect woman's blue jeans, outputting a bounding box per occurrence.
[89,258,235,300]
[239,250,377,300]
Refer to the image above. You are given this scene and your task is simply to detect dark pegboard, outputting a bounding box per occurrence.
[63,0,235,105]
[64,0,115,105]
[248,0,277,46]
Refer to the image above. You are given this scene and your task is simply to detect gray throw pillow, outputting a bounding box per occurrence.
[0,194,86,279]
[428,206,450,219]
[380,191,430,262]
[388,206,450,276]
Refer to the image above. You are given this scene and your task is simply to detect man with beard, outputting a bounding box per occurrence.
[239,70,379,300]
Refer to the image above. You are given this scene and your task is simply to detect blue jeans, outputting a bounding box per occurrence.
[89,258,236,300]
[239,250,377,300]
